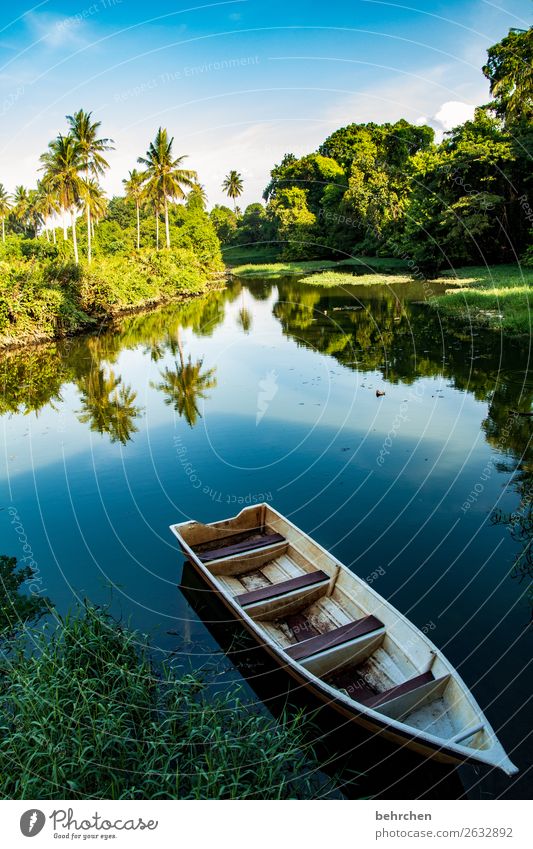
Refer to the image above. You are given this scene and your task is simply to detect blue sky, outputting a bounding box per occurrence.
[0,0,531,207]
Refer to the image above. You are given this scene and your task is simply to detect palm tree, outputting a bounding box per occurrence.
[222,170,243,211]
[34,181,59,242]
[40,135,85,263]
[138,128,197,249]
[67,109,113,264]
[122,169,144,249]
[12,186,30,231]
[26,190,44,238]
[0,184,12,243]
[187,182,207,210]
[82,179,107,245]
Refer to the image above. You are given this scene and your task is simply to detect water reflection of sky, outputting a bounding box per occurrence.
[1,278,531,799]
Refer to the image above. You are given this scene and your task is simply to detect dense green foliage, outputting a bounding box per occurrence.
[0,201,223,345]
[220,28,532,273]
[0,112,224,345]
[0,586,330,799]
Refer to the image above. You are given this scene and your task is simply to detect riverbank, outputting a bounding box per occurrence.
[428,265,533,336]
[226,254,410,278]
[228,254,533,337]
[0,249,224,349]
[0,556,335,800]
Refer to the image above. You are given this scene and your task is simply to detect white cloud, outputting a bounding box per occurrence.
[418,100,477,140]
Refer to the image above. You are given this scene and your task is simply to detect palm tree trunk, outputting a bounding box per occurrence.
[1,218,4,243]
[52,226,57,245]
[136,201,140,250]
[87,204,92,264]
[155,210,159,250]
[62,208,68,240]
[71,208,79,264]
[164,196,170,249]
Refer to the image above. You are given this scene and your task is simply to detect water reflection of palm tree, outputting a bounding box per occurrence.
[77,368,140,444]
[152,331,217,427]
[237,306,253,334]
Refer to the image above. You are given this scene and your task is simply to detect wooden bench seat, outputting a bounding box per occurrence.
[194,531,285,563]
[235,569,329,607]
[356,671,434,708]
[285,614,384,661]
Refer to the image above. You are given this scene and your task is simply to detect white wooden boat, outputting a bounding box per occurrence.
[170,503,518,775]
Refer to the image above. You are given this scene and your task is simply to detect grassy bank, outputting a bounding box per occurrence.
[228,255,410,278]
[0,606,331,799]
[429,265,533,336]
[0,247,223,348]
[0,554,334,800]
[302,269,413,287]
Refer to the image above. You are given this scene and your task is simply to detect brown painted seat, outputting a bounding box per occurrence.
[194,531,285,563]
[285,614,384,661]
[356,671,434,708]
[235,570,329,607]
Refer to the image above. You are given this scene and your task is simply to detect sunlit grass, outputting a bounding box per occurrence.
[428,264,533,335]
[302,270,413,287]
[432,285,533,335]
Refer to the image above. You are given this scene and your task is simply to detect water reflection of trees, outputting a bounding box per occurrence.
[77,368,140,445]
[151,326,217,428]
[274,280,533,621]
[0,289,228,439]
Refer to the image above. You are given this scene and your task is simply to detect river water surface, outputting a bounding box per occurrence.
[1,275,531,799]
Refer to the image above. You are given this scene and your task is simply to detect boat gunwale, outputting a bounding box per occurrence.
[170,504,518,776]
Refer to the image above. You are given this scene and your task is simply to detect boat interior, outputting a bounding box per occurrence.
[176,507,491,754]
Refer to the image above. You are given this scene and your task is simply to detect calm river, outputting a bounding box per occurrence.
[1,275,531,800]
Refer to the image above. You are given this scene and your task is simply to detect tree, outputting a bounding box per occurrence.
[399,109,516,269]
[40,134,86,263]
[483,27,533,124]
[0,184,12,242]
[12,186,30,232]
[187,183,208,211]
[138,128,197,249]
[269,187,316,259]
[222,170,243,211]
[209,204,238,243]
[34,180,59,242]
[67,109,114,264]
[122,169,144,249]
[26,190,44,238]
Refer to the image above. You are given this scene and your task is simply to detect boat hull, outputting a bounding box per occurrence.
[183,553,477,768]
[171,504,518,776]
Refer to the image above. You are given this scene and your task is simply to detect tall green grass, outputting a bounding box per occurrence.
[0,604,334,799]
[431,265,533,336]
